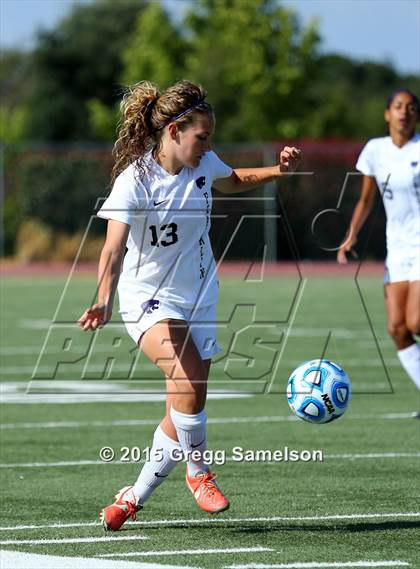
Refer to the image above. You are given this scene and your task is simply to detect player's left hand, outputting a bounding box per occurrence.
[279,146,302,173]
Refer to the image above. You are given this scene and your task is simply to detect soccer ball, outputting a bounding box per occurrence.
[287,359,351,423]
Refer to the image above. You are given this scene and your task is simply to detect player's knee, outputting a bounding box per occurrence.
[387,320,409,342]
[406,315,420,336]
[172,389,206,414]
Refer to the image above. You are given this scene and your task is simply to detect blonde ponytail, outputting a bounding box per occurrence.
[111,81,160,183]
[111,80,212,183]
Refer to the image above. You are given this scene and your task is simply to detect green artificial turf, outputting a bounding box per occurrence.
[1,274,419,568]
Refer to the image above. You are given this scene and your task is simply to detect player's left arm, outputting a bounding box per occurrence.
[213,146,302,194]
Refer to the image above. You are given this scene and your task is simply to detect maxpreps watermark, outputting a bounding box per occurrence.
[99,446,323,464]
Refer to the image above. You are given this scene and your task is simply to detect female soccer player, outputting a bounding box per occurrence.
[338,89,420,393]
[78,80,301,531]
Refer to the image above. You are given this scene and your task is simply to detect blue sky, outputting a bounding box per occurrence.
[1,0,419,75]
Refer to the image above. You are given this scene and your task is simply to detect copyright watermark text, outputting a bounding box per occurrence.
[99,446,323,464]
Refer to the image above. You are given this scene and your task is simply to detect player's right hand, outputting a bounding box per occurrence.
[77,303,112,331]
[337,233,358,264]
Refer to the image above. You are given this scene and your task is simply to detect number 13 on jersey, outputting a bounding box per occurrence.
[149,223,179,247]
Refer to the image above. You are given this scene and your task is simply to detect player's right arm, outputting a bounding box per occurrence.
[78,220,130,330]
[337,175,377,264]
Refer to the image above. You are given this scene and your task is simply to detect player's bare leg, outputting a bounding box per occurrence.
[140,319,208,412]
[100,324,213,530]
[140,320,229,513]
[385,281,420,391]
[385,281,412,349]
[406,280,420,337]
[404,280,420,401]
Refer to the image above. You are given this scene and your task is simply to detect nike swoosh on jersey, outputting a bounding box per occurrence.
[153,199,167,206]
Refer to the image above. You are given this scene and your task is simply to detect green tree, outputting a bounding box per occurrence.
[86,2,187,141]
[26,0,146,141]
[7,0,419,144]
[0,105,28,143]
[0,50,32,143]
[121,1,188,88]
[305,54,420,139]
[87,98,119,141]
[183,0,320,142]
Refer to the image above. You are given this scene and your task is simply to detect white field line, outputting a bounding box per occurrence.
[0,535,148,545]
[0,339,393,356]
[0,419,164,429]
[1,415,297,430]
[13,321,390,339]
[0,412,415,430]
[0,384,252,404]
[0,393,252,405]
[0,394,176,404]
[100,546,273,558]
[0,360,401,375]
[1,364,157,374]
[1,452,419,469]
[0,381,150,393]
[0,345,136,356]
[326,452,420,459]
[0,460,105,468]
[0,550,197,569]
[0,512,419,532]
[224,562,410,569]
[0,386,393,406]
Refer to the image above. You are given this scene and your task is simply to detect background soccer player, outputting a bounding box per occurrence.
[78,80,302,530]
[338,89,420,396]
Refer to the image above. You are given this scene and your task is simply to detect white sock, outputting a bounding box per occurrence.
[398,342,420,389]
[133,425,180,506]
[170,406,208,476]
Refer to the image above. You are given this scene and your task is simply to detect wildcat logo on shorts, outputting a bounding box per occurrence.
[195,176,206,189]
[141,299,160,314]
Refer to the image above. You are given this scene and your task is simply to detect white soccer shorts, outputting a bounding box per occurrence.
[118,294,221,360]
[384,250,420,284]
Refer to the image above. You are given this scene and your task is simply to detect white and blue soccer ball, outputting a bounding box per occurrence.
[287,359,351,424]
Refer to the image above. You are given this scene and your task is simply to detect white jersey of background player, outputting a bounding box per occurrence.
[78,80,302,531]
[357,130,419,259]
[338,89,420,398]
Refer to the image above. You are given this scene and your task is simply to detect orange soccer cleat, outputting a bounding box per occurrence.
[186,470,230,514]
[99,486,141,531]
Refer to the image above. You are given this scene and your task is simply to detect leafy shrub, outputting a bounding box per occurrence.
[16,151,110,235]
[15,218,53,261]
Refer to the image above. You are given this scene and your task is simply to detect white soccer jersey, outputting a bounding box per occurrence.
[356,133,420,255]
[97,150,233,310]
